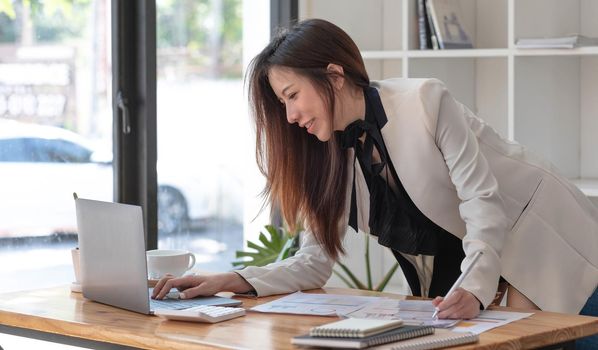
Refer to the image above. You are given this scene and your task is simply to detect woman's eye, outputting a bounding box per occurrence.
[289,92,297,100]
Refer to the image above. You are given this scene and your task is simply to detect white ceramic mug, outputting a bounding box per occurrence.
[146,249,196,279]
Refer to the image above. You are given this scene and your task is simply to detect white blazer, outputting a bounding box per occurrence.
[237,78,598,314]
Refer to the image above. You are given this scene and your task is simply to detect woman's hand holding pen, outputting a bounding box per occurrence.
[432,288,481,319]
[151,272,253,300]
[431,251,483,319]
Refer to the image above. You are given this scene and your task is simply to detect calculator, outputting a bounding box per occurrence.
[154,305,246,323]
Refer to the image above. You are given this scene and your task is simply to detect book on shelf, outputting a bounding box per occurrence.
[417,0,433,50]
[292,325,435,349]
[424,0,439,50]
[309,318,404,338]
[516,34,598,49]
[426,0,473,49]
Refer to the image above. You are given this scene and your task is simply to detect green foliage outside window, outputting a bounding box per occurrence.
[0,0,92,43]
[0,0,243,78]
[156,0,243,78]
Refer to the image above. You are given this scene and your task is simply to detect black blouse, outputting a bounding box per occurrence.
[335,86,464,297]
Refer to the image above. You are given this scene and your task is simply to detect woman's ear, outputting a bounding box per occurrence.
[327,63,345,90]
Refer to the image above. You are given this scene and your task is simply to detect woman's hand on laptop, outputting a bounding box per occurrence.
[151,272,253,300]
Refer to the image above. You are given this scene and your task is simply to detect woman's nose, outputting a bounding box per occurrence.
[286,104,299,124]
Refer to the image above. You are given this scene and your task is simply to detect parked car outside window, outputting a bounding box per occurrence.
[0,120,242,238]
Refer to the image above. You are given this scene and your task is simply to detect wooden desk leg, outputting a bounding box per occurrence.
[0,325,140,350]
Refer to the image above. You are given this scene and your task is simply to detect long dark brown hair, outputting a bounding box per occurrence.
[246,19,369,260]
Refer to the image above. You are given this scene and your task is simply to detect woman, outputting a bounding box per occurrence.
[153,18,598,345]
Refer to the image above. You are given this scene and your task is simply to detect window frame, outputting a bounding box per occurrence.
[111,0,296,250]
[112,0,158,249]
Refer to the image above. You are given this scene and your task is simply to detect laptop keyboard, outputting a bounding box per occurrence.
[150,298,210,310]
[148,288,241,311]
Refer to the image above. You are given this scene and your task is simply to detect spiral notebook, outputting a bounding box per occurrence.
[292,325,434,349]
[386,329,478,350]
[309,318,404,338]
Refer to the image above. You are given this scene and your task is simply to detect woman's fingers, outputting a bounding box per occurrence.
[178,284,208,299]
[178,276,225,299]
[151,273,245,300]
[153,275,198,299]
[151,274,175,299]
[432,296,444,307]
[435,288,481,319]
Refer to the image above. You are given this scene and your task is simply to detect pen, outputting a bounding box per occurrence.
[432,251,483,319]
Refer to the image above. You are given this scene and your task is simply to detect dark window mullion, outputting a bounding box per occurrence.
[270,0,298,37]
[112,0,158,249]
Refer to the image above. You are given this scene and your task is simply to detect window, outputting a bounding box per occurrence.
[155,0,270,271]
[0,1,292,346]
[0,0,113,294]
[0,0,283,304]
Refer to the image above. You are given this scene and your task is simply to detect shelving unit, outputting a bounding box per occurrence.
[299,0,598,292]
[299,0,598,198]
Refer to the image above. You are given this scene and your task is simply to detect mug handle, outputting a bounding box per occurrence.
[187,252,196,270]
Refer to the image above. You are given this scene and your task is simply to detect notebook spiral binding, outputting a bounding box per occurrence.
[390,331,478,350]
[369,327,433,346]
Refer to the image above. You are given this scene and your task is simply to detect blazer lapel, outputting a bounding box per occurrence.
[373,79,466,237]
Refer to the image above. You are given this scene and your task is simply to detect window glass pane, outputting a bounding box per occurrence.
[156,0,269,272]
[0,0,112,294]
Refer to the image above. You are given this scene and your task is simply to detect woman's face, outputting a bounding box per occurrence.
[268,67,333,142]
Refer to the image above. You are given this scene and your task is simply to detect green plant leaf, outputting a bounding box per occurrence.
[375,262,400,292]
[276,234,296,262]
[332,269,356,289]
[265,225,282,246]
[244,240,261,250]
[232,225,299,268]
[246,240,269,253]
[331,233,401,292]
[258,232,277,250]
[234,251,262,258]
[365,235,372,290]
[337,262,367,290]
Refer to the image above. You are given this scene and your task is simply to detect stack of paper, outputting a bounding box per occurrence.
[516,34,598,49]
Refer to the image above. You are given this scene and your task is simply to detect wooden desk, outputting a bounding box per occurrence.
[0,286,597,349]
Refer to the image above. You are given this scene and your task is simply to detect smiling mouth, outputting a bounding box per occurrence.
[304,119,314,129]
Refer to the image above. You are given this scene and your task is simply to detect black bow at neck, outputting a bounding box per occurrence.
[335,86,439,256]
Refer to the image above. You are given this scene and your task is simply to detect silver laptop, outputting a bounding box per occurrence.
[74,196,242,314]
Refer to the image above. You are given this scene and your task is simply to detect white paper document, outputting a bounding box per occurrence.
[251,293,533,334]
[346,299,459,328]
[452,310,533,334]
[250,292,382,316]
[347,299,532,333]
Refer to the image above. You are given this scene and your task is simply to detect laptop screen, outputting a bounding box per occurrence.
[75,198,241,314]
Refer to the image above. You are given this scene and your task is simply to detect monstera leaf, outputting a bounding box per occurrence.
[232,225,299,268]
